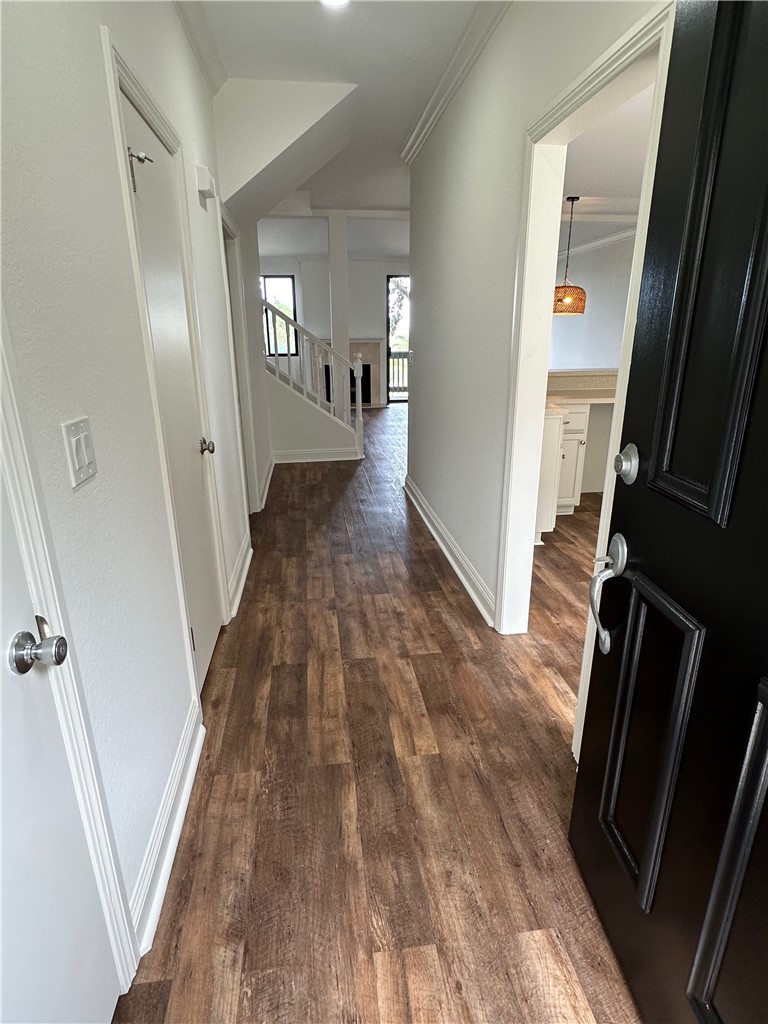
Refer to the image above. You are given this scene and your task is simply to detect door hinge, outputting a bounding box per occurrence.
[190,627,196,652]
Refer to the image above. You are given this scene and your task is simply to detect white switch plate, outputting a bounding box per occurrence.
[61,417,97,488]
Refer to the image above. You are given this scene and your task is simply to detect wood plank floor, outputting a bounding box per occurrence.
[114,406,638,1024]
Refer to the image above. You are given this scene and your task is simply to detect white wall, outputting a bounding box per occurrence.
[1,1,250,906]
[549,234,636,370]
[582,404,614,493]
[267,375,358,459]
[408,0,657,607]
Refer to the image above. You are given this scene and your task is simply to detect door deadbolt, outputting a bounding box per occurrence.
[614,443,640,485]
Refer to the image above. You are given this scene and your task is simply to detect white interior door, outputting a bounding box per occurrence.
[120,92,221,686]
[1,474,119,1024]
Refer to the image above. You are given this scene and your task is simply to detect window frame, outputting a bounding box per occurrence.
[261,274,299,356]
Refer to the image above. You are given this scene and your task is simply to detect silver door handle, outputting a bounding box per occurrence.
[199,437,215,454]
[589,533,628,654]
[9,616,68,675]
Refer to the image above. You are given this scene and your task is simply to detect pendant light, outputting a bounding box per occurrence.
[553,196,587,315]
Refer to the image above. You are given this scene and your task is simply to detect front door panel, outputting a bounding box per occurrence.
[599,575,704,912]
[688,681,768,1023]
[569,4,768,1021]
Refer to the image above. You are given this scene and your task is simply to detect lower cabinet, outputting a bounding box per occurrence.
[535,408,565,544]
[557,403,590,514]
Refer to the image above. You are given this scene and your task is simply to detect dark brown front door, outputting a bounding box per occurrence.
[569,3,768,1022]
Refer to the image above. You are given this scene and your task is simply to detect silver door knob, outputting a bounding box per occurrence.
[614,442,639,485]
[589,532,628,655]
[9,629,68,675]
[199,437,215,454]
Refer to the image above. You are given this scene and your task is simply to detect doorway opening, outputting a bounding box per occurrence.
[387,274,410,402]
[531,83,657,691]
[494,7,676,759]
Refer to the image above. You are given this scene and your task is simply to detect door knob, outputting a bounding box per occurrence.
[589,533,628,655]
[199,437,215,454]
[9,616,68,675]
[614,442,639,485]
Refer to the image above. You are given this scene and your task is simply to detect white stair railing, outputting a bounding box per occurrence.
[262,299,364,456]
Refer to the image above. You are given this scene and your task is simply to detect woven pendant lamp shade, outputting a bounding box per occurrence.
[553,281,587,314]
[554,196,586,315]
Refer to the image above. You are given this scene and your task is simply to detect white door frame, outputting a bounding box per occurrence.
[1,312,139,991]
[219,203,261,523]
[101,28,229,661]
[493,5,676,757]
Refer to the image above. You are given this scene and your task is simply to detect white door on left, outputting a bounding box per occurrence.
[1,472,120,1023]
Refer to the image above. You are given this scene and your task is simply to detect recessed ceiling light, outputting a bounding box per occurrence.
[319,0,349,8]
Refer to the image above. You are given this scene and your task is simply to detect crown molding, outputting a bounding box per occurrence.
[175,2,227,96]
[557,227,636,260]
[400,2,510,165]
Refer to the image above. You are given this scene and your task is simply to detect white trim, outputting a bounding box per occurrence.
[557,227,637,260]
[258,456,275,512]
[273,447,361,464]
[528,5,672,143]
[212,195,252,619]
[401,2,510,164]
[222,204,264,514]
[404,475,495,627]
[130,701,204,953]
[173,1,226,96]
[1,315,139,991]
[220,203,262,516]
[103,28,229,648]
[228,532,253,619]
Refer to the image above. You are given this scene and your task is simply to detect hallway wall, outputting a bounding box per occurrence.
[408,0,659,619]
[1,0,251,914]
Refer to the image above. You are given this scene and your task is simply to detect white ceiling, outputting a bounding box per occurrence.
[258,215,410,260]
[564,85,654,199]
[197,1,482,210]
[559,84,655,251]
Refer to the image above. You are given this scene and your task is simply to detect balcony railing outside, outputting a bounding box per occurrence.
[389,351,408,401]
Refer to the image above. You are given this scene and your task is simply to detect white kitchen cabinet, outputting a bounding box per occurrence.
[535,407,565,544]
[557,403,590,514]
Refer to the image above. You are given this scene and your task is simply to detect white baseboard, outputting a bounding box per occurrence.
[404,475,495,626]
[258,457,275,512]
[228,532,252,619]
[130,701,204,954]
[273,447,361,464]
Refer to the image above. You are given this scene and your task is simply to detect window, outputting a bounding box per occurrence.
[260,275,298,356]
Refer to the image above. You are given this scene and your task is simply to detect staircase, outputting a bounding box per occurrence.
[262,300,364,458]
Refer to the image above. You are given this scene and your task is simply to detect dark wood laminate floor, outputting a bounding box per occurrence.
[114,406,637,1024]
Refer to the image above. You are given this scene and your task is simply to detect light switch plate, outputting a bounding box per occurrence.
[62,417,97,488]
